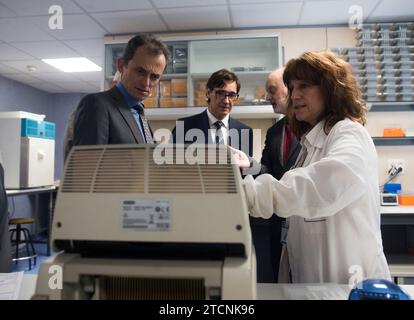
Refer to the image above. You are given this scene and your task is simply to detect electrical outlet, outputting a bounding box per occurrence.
[387,159,405,175]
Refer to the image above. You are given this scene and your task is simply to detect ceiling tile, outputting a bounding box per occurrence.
[88,56,102,66]
[92,10,168,34]
[2,72,41,83]
[0,17,54,42]
[231,2,302,27]
[301,0,380,25]
[0,3,17,17]
[0,0,83,16]
[230,0,294,3]
[29,72,81,82]
[70,71,102,82]
[74,0,152,12]
[11,41,80,59]
[3,59,61,73]
[0,43,34,60]
[153,0,226,8]
[28,81,67,93]
[53,81,99,93]
[27,14,107,40]
[160,6,231,30]
[0,62,20,74]
[63,39,103,57]
[367,0,414,22]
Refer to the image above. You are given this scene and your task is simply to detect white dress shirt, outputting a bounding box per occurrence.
[206,109,230,144]
[243,118,391,284]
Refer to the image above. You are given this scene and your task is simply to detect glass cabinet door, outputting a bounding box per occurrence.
[104,35,280,109]
[189,36,280,106]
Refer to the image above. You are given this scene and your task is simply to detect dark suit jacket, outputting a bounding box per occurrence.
[0,163,11,272]
[261,117,301,179]
[251,116,301,282]
[73,86,151,146]
[171,110,253,157]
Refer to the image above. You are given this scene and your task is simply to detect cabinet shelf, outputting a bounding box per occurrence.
[372,137,414,146]
[146,105,277,121]
[161,73,188,79]
[369,102,414,112]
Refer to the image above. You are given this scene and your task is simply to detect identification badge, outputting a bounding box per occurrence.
[121,199,171,231]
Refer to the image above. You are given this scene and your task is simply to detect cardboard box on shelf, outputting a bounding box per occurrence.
[160,97,188,108]
[144,98,157,108]
[193,80,207,91]
[160,80,171,97]
[193,89,206,98]
[383,128,405,137]
[193,97,207,106]
[171,79,187,97]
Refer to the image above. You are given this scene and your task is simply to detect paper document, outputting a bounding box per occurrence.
[0,271,24,300]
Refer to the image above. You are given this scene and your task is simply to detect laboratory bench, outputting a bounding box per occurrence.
[18,274,414,300]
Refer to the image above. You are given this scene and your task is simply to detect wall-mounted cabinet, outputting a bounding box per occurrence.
[104,33,281,120]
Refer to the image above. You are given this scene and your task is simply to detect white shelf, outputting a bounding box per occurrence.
[146,105,278,121]
[380,206,414,215]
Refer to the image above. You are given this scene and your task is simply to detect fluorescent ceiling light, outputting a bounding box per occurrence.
[42,57,102,72]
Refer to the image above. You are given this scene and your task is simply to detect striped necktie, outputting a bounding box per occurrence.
[134,103,154,144]
[214,120,224,144]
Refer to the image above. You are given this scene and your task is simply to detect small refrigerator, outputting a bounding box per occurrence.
[0,112,55,189]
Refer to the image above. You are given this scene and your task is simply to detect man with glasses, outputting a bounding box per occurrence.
[72,34,169,148]
[171,68,253,157]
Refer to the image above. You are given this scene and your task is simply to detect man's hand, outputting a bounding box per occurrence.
[229,146,251,169]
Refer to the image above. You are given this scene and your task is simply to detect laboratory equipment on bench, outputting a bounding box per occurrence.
[0,111,55,188]
[380,193,399,206]
[33,144,256,300]
[349,279,411,300]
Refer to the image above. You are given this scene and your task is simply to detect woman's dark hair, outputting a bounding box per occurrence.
[283,51,367,138]
[122,33,170,67]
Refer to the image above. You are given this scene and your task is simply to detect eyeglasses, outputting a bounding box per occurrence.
[213,90,239,102]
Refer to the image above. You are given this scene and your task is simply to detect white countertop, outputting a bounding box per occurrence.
[18,274,414,300]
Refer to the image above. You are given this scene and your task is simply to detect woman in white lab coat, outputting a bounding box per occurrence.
[242,51,390,284]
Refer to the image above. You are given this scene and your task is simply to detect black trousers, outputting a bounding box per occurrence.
[250,215,283,283]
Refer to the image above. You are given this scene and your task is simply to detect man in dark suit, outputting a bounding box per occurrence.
[0,161,11,272]
[171,69,253,157]
[73,34,169,149]
[259,68,301,282]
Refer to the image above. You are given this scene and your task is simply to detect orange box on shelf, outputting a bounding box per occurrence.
[383,128,405,137]
[160,97,187,108]
[171,79,187,97]
[171,97,187,108]
[160,80,171,97]
[398,194,414,206]
[193,97,207,106]
[144,98,157,108]
[159,98,172,108]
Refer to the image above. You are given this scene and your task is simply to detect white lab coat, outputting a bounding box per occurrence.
[244,119,391,284]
